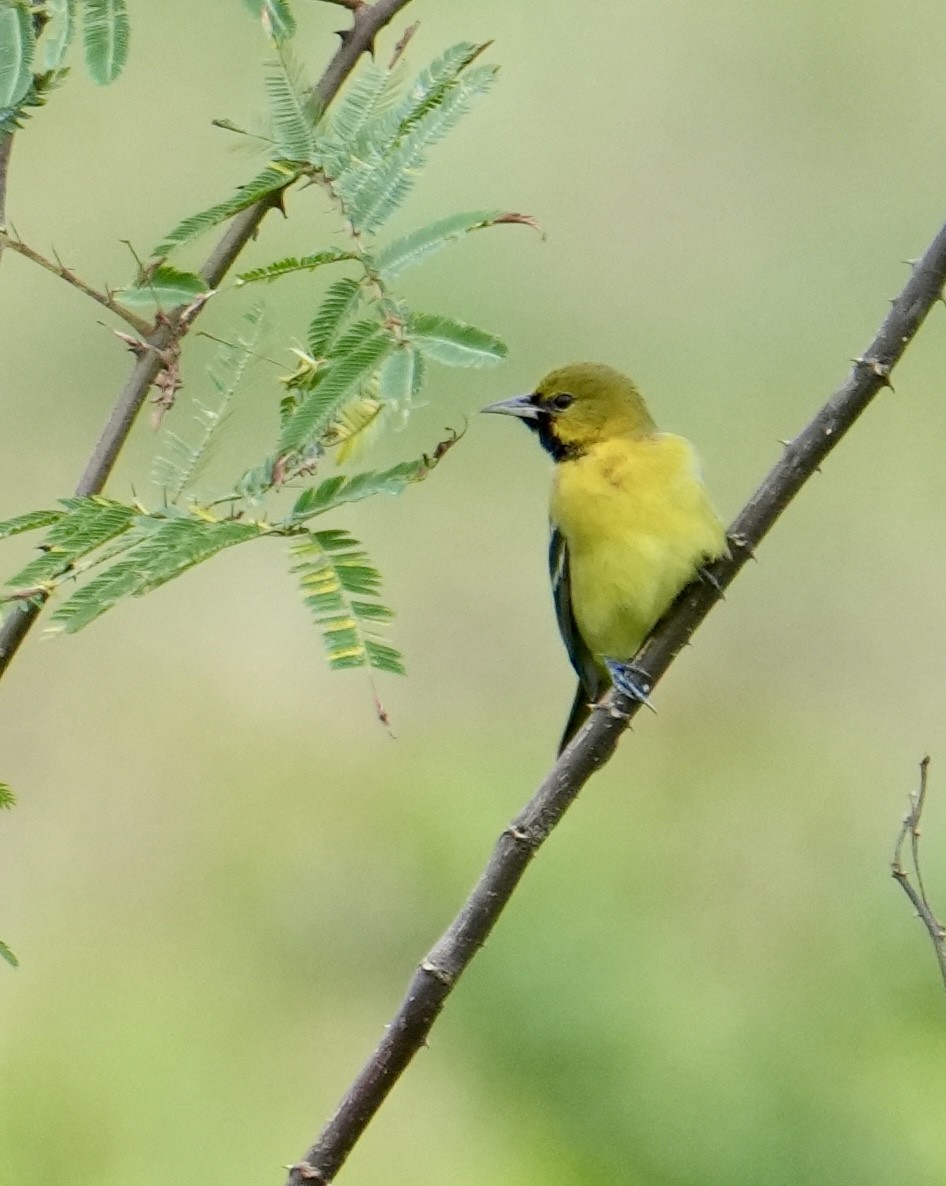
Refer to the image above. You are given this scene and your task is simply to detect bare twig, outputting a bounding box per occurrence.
[388,21,419,69]
[283,218,946,1186]
[0,230,154,334]
[0,0,415,677]
[0,132,12,253]
[892,757,946,992]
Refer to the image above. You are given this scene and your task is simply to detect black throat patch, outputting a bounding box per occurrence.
[528,413,583,462]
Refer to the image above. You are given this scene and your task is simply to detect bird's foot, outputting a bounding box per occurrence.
[698,564,725,596]
[604,659,656,713]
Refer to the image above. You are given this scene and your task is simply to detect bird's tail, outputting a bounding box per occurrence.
[558,683,591,755]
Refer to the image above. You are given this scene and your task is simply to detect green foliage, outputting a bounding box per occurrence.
[319,62,400,169]
[0,1,35,110]
[242,0,296,44]
[5,497,136,590]
[290,529,404,673]
[375,210,502,282]
[406,313,507,368]
[0,423,454,641]
[153,165,298,256]
[0,772,13,969]
[279,324,394,455]
[289,456,440,522]
[306,277,363,359]
[38,0,76,71]
[236,250,357,286]
[232,42,523,468]
[328,45,497,235]
[265,40,317,159]
[1,27,531,691]
[153,305,264,503]
[0,0,126,135]
[0,781,17,971]
[82,0,129,85]
[0,507,65,540]
[379,345,424,421]
[117,265,209,312]
[0,65,68,136]
[48,516,265,633]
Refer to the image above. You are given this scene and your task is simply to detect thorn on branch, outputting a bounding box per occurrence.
[285,1163,327,1184]
[726,530,754,558]
[151,352,184,429]
[336,7,376,59]
[419,959,453,987]
[110,329,183,427]
[504,823,533,845]
[853,355,895,390]
[112,329,148,356]
[0,229,154,336]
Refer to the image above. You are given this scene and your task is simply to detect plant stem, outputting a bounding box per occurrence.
[0,231,153,334]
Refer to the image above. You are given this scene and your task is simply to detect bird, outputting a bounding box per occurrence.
[482,362,726,754]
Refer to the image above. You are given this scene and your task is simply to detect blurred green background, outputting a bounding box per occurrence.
[3,1,946,1183]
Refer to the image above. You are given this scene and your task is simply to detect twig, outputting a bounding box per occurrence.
[283,218,946,1186]
[892,757,946,992]
[388,20,419,69]
[0,132,12,253]
[0,0,415,677]
[0,230,154,334]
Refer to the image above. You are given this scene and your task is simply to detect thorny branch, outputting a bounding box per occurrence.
[0,231,153,334]
[0,0,415,678]
[892,757,946,993]
[283,218,946,1185]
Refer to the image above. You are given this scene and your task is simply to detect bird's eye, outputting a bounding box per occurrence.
[550,393,574,411]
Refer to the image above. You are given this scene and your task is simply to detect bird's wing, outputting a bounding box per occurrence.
[549,526,600,697]
[550,526,605,753]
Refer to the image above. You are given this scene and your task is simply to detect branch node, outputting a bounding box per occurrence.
[853,354,894,388]
[419,959,453,987]
[285,1163,327,1184]
[504,823,538,849]
[726,531,755,560]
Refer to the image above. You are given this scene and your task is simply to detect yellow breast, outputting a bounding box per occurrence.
[550,433,725,664]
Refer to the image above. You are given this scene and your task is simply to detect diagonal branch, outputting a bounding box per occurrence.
[0,0,415,678]
[282,217,946,1186]
[0,230,153,334]
[892,756,946,993]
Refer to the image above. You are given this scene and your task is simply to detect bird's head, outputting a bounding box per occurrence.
[482,362,656,460]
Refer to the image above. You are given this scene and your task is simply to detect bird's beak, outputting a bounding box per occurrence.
[480,394,540,420]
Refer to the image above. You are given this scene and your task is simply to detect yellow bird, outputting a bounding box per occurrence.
[483,363,726,753]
